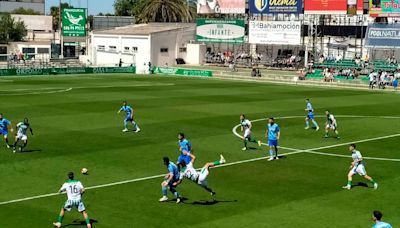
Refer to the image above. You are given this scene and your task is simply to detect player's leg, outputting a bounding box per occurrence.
[324,124,330,138]
[305,116,310,129]
[53,208,65,228]
[204,154,226,169]
[19,135,28,152]
[359,165,378,189]
[242,130,251,150]
[3,133,10,148]
[311,117,319,130]
[168,183,181,203]
[12,135,19,152]
[274,145,279,159]
[132,117,140,132]
[123,118,129,132]
[363,174,378,189]
[334,126,340,139]
[160,181,169,202]
[81,211,91,228]
[343,169,354,189]
[268,145,274,161]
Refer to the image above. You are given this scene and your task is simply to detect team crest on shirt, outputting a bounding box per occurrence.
[254,0,268,13]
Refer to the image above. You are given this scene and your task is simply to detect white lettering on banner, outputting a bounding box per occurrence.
[249,21,301,45]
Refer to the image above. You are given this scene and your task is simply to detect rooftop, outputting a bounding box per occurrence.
[93,23,195,36]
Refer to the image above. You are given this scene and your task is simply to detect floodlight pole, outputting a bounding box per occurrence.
[60,0,64,58]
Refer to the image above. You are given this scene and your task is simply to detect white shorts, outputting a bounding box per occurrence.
[197,168,209,186]
[326,124,337,130]
[63,199,86,212]
[186,162,194,169]
[243,129,251,139]
[351,164,367,176]
[16,133,27,141]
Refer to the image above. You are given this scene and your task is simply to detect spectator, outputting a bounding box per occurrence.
[393,76,398,91]
[372,210,392,228]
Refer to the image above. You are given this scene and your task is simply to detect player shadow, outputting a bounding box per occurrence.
[189,199,238,206]
[63,219,98,227]
[247,147,258,151]
[18,149,42,153]
[351,182,370,189]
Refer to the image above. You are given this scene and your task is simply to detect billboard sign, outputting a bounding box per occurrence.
[249,21,301,45]
[369,0,400,17]
[197,0,245,14]
[249,0,302,14]
[365,23,400,48]
[196,19,245,43]
[62,8,86,37]
[304,0,348,14]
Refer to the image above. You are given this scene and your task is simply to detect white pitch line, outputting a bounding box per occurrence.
[0,88,73,96]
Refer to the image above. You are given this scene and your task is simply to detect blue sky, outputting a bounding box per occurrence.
[46,0,115,15]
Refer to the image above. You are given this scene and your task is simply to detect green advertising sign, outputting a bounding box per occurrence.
[196,19,245,44]
[153,67,212,77]
[62,8,87,37]
[0,67,136,76]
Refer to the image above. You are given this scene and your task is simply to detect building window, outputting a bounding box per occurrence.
[132,47,138,53]
[97,45,105,51]
[109,46,117,52]
[160,48,168,53]
[124,47,130,53]
[179,47,187,53]
[37,48,49,54]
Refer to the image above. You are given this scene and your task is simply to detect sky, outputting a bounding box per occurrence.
[45,0,115,15]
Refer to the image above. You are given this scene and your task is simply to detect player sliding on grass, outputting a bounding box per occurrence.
[342,144,378,190]
[304,99,319,131]
[175,155,226,195]
[53,172,91,228]
[324,110,340,139]
[12,118,33,153]
[265,117,280,161]
[240,114,261,151]
[0,113,13,148]
[160,157,182,203]
[117,101,140,133]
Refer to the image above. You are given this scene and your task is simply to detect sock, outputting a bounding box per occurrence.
[5,138,9,145]
[124,120,128,129]
[347,180,352,186]
[57,215,64,223]
[249,137,258,143]
[269,149,273,157]
[274,147,278,157]
[132,121,138,129]
[370,179,376,184]
[162,186,168,196]
[305,121,309,127]
[213,161,220,166]
[244,140,247,148]
[203,186,214,193]
[312,120,319,127]
[85,218,90,225]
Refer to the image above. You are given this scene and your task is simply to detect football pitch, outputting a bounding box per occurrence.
[0,74,399,227]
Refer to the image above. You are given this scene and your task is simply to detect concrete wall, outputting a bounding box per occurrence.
[0,1,45,14]
[12,14,52,32]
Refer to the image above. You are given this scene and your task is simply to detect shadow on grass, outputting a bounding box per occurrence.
[352,182,370,188]
[189,199,238,206]
[63,219,98,227]
[19,149,42,153]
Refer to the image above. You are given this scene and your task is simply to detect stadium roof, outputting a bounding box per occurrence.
[93,23,195,36]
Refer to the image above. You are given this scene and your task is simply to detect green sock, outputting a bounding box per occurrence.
[213,161,220,166]
[244,140,247,148]
[250,137,257,143]
[370,179,376,184]
[57,215,64,223]
[85,218,90,225]
[347,181,352,186]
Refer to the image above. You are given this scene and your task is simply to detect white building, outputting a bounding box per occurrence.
[90,23,196,73]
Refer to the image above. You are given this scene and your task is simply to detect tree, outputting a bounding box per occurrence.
[49,3,73,31]
[114,0,136,16]
[11,7,41,15]
[0,13,27,44]
[135,0,196,23]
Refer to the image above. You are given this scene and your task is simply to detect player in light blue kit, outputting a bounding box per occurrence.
[0,113,13,148]
[304,99,319,131]
[372,211,392,228]
[159,157,182,203]
[117,101,140,133]
[265,117,280,161]
[177,133,195,168]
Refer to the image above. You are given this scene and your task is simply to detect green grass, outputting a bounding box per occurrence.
[0,74,399,227]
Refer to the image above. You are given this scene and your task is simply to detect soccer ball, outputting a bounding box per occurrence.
[81,168,88,175]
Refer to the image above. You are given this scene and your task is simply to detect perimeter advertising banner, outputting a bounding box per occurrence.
[365,24,400,48]
[249,0,302,14]
[249,21,301,45]
[369,0,400,17]
[305,0,346,14]
[196,19,245,43]
[62,8,86,37]
[197,0,245,14]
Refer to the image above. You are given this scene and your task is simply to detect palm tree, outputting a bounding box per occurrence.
[135,0,196,23]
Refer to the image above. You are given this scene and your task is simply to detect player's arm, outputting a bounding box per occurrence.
[29,126,33,135]
[117,106,123,114]
[162,173,173,187]
[58,185,67,194]
[265,129,268,138]
[277,130,280,140]
[188,153,196,164]
[8,122,13,133]
[248,122,252,130]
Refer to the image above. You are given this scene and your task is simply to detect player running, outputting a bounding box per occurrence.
[240,114,261,151]
[53,172,91,228]
[117,101,140,133]
[12,118,33,153]
[265,117,280,161]
[324,110,339,139]
[159,157,182,203]
[175,155,226,195]
[372,211,392,228]
[304,99,319,131]
[0,113,13,148]
[177,133,195,168]
[342,144,378,190]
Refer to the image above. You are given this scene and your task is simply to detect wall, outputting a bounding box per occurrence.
[11,14,52,32]
[0,2,45,13]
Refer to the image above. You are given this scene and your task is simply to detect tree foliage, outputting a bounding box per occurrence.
[50,3,73,31]
[134,0,196,23]
[0,13,27,43]
[11,7,41,15]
